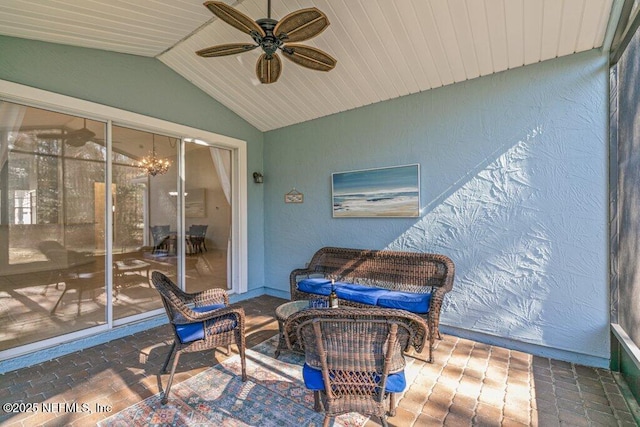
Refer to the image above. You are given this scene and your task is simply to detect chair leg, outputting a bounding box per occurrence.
[76,288,83,316]
[313,391,322,412]
[161,342,176,374]
[426,316,435,363]
[389,393,397,416]
[237,336,247,382]
[162,350,181,405]
[429,334,434,363]
[50,286,68,314]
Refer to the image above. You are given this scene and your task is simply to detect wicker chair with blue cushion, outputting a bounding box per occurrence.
[284,307,428,427]
[151,271,246,404]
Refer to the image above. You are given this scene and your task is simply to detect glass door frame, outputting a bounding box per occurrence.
[0,79,248,360]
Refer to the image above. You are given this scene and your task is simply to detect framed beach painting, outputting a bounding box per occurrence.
[332,164,420,217]
[185,188,206,217]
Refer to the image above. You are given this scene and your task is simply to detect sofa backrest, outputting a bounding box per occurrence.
[306,247,454,293]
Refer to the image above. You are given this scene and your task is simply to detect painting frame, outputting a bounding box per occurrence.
[331,164,420,218]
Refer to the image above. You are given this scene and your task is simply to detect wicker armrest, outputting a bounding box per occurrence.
[289,267,314,283]
[191,288,230,307]
[370,309,428,353]
[290,268,319,298]
[173,305,244,324]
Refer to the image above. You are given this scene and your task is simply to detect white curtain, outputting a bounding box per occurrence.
[0,102,27,173]
[209,147,232,289]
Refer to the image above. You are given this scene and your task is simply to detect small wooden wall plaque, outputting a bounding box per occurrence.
[285,188,303,203]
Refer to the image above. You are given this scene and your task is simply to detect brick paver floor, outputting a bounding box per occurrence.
[1,295,638,426]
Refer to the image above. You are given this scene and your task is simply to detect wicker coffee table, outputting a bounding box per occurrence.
[274,300,309,359]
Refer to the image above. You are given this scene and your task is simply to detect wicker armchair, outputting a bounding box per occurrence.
[284,308,428,427]
[151,271,246,404]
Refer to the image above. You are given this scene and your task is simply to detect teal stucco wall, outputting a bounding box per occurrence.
[263,49,609,367]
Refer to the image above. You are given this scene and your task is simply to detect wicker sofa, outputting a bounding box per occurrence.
[289,247,455,362]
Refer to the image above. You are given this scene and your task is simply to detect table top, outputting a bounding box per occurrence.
[114,259,150,270]
[275,300,310,321]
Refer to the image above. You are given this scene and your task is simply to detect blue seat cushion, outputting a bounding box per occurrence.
[297,278,333,296]
[174,304,227,343]
[377,291,432,314]
[298,279,431,313]
[303,363,406,393]
[335,283,388,306]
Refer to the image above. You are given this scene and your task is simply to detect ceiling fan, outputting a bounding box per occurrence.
[38,119,97,147]
[196,0,337,84]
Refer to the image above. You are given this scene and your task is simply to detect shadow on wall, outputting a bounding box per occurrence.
[387,124,606,358]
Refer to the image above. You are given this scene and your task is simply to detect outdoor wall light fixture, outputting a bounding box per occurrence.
[253,172,264,184]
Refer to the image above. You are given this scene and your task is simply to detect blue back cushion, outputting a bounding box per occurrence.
[377,291,432,314]
[302,363,406,393]
[174,304,227,343]
[335,284,388,306]
[297,278,333,296]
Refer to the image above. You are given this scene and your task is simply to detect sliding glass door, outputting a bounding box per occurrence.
[0,103,107,351]
[0,92,247,359]
[111,126,178,321]
[183,140,232,293]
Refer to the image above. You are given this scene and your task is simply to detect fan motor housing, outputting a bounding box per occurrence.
[256,18,282,55]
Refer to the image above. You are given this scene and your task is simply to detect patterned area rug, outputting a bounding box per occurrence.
[99,336,368,426]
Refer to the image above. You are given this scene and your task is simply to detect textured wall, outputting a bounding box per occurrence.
[264,50,609,363]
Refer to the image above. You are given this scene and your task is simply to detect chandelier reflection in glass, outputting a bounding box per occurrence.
[138,134,171,177]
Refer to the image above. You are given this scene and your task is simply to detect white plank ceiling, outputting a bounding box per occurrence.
[0,0,617,131]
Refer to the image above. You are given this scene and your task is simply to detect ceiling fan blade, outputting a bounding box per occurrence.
[281,44,336,72]
[196,43,258,57]
[65,127,96,146]
[274,8,330,43]
[38,127,96,146]
[204,1,266,38]
[37,132,64,140]
[256,53,282,84]
[65,136,92,147]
